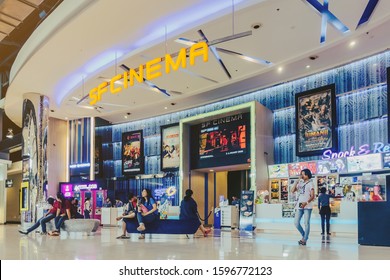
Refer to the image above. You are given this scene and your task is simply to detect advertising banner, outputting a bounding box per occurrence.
[239,190,254,231]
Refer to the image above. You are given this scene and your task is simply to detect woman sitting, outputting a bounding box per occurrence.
[180,189,211,237]
[116,193,137,239]
[136,188,159,239]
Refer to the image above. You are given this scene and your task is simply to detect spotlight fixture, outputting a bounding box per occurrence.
[6,129,14,139]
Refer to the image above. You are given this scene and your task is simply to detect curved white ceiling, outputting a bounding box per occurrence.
[5,0,390,126]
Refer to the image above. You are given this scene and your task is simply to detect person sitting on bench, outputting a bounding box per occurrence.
[136,188,159,239]
[18,196,60,235]
[180,189,211,237]
[116,192,137,239]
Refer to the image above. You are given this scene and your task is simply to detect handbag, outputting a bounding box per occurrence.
[140,204,148,213]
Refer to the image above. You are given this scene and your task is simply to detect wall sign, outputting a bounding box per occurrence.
[89,42,208,105]
[69,163,91,168]
[323,142,390,159]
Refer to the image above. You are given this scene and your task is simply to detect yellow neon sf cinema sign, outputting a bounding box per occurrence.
[89,42,209,105]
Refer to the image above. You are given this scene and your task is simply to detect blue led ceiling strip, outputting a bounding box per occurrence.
[320,0,329,44]
[356,0,379,29]
[304,0,350,43]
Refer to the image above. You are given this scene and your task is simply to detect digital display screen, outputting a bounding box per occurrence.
[190,113,250,169]
[382,152,390,168]
[347,153,382,172]
[288,162,317,177]
[122,130,144,175]
[317,158,347,174]
[161,124,180,171]
[268,164,289,178]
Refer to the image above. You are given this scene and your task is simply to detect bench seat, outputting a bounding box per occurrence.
[46,219,100,233]
[125,218,200,234]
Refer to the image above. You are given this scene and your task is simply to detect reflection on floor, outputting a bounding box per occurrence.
[1,224,389,260]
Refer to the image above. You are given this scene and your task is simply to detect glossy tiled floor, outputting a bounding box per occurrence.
[1,224,389,260]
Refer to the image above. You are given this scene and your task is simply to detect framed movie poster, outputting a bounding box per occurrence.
[295,84,337,157]
[122,130,144,175]
[387,67,390,143]
[160,123,180,171]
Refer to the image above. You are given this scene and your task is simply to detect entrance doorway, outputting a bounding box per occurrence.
[189,169,250,226]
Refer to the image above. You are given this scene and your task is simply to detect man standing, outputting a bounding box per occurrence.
[291,168,315,246]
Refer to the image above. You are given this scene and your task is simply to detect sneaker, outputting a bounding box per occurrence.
[18,230,28,235]
[138,234,145,239]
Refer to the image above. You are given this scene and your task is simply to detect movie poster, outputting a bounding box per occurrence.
[388,67,390,143]
[122,130,144,175]
[94,136,102,177]
[295,84,337,157]
[161,124,180,171]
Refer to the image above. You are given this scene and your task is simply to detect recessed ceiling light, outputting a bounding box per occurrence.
[209,169,214,172]
[6,129,13,139]
[277,67,283,73]
[349,41,356,47]
[306,65,311,69]
[65,117,68,120]
[124,115,128,119]
[251,23,262,30]
[164,107,168,110]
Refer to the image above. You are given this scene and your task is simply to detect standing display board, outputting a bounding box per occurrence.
[239,190,254,231]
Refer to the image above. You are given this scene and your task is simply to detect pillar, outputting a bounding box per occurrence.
[21,93,49,226]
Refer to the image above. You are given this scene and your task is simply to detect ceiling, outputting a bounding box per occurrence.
[4,0,390,127]
[0,0,61,74]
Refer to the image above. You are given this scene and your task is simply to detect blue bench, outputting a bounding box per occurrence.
[125,218,200,236]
